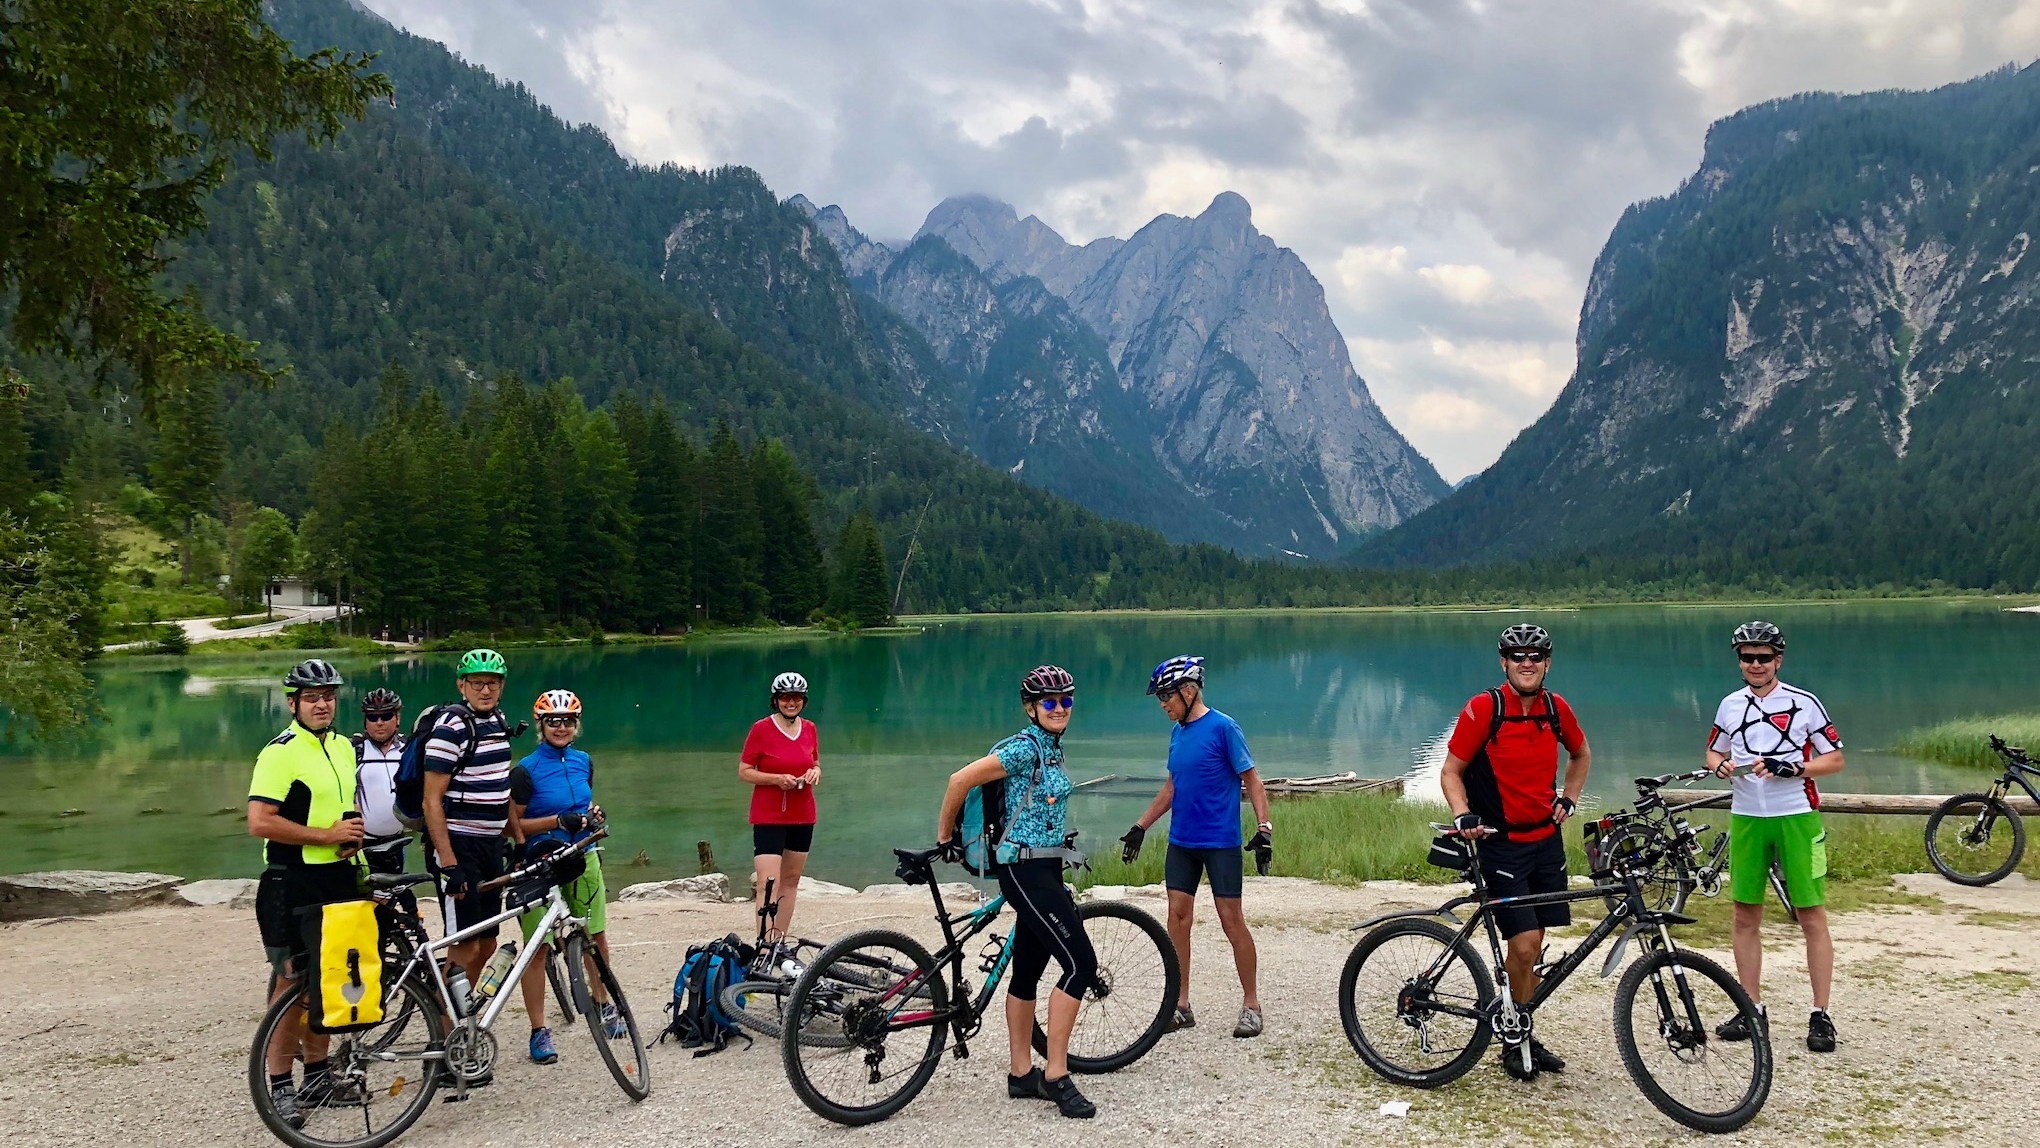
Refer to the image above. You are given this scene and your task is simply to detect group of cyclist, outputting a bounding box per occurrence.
[245,614,1843,1126]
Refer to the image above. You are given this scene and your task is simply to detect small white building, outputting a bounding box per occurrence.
[267,578,331,608]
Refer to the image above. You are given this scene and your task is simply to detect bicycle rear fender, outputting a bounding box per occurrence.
[1349,902,1471,931]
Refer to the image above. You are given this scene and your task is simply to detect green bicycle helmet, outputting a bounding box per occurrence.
[457,648,507,678]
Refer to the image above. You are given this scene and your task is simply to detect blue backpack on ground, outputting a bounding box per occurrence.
[390,703,475,830]
[661,934,754,1056]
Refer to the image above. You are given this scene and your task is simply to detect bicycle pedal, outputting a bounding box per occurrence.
[953,1040,970,1060]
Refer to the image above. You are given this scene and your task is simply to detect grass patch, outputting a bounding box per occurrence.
[1891,713,2040,770]
[1962,909,2036,928]
[1955,969,2035,992]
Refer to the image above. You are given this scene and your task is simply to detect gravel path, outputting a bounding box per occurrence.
[2,874,2031,1147]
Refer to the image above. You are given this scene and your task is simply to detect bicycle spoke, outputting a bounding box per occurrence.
[1617,953,1767,1129]
[783,930,948,1125]
[251,975,445,1148]
[1927,796,2022,884]
[1343,922,1488,1081]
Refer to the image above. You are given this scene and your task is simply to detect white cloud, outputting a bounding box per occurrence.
[361,0,2040,481]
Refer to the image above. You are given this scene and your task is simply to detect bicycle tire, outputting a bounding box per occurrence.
[1613,948,1771,1133]
[781,928,949,1126]
[247,974,446,1148]
[546,947,578,1027]
[720,978,853,1047]
[1338,916,1494,1088]
[564,934,651,1101]
[1767,860,1800,923]
[1925,793,2026,886]
[1028,900,1179,1073]
[1596,823,1692,918]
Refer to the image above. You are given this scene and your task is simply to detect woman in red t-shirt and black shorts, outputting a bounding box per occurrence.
[740,671,820,950]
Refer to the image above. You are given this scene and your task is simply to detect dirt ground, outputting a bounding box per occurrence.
[1,873,2033,1147]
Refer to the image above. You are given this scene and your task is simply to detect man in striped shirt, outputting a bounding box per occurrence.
[425,648,522,986]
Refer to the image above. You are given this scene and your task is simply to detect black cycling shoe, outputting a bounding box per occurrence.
[1167,1005,1196,1032]
[1716,1003,1766,1042]
[1806,1010,1837,1053]
[1038,1073,1097,1119]
[1529,1038,1565,1073]
[1499,1040,1540,1081]
[1008,1067,1045,1099]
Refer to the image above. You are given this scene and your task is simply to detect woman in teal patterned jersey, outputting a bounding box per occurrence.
[935,665,1099,1119]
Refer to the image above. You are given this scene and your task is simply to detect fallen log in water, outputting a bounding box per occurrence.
[1260,773,1405,797]
[1663,790,2040,815]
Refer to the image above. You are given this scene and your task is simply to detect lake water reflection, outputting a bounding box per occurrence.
[8,601,2030,887]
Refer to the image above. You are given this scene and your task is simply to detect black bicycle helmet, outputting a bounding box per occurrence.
[360,687,401,714]
[283,658,343,693]
[1497,624,1552,653]
[1020,665,1076,700]
[1731,620,1784,651]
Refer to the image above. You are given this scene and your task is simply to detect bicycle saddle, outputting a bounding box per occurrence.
[367,872,435,891]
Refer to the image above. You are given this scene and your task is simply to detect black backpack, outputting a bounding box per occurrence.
[1464,687,1570,840]
[660,934,756,1056]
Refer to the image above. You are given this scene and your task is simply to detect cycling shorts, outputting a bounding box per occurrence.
[1165,843,1244,898]
[752,823,816,855]
[1729,811,1827,908]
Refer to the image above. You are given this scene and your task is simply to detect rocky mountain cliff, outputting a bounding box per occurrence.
[800,192,1448,554]
[1366,63,2040,587]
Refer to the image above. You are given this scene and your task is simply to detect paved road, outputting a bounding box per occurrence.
[103,604,343,651]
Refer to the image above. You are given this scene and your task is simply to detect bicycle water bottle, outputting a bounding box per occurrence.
[475,942,517,1002]
[444,962,473,1018]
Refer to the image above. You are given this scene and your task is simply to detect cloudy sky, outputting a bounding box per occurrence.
[364,0,2040,481]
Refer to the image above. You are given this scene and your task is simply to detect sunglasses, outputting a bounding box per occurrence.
[1738,651,1778,665]
[362,710,399,722]
[1036,697,1075,712]
[1503,650,1548,664]
[541,716,581,728]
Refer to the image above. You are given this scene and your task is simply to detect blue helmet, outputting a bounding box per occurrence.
[1147,655,1205,695]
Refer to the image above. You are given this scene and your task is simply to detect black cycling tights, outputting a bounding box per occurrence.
[996,857,1097,1001]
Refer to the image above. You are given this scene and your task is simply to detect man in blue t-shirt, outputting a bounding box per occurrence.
[1121,655,1271,1039]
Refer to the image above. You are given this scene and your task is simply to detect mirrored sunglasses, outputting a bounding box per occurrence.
[1036,696,1075,712]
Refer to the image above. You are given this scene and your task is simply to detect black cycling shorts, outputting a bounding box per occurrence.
[430,834,507,938]
[996,858,1097,1001]
[1478,833,1571,940]
[256,862,363,972]
[752,823,816,856]
[1165,843,1245,899]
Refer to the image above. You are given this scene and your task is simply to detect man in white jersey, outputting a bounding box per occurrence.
[1705,620,1844,1053]
[352,688,414,914]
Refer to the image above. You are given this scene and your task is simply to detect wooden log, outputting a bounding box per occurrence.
[1665,790,2040,815]
[1260,775,1405,797]
[696,839,716,875]
[1071,774,1119,791]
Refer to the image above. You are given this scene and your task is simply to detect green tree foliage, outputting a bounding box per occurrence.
[0,512,93,735]
[0,0,390,404]
[696,422,768,624]
[231,506,298,617]
[147,374,225,580]
[829,511,894,628]
[614,396,696,632]
[752,438,825,623]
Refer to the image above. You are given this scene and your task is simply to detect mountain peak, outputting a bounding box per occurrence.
[1200,190,1254,229]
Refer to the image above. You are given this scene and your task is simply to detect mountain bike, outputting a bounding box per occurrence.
[248,831,648,1148]
[1925,734,2037,885]
[1594,769,1797,922]
[777,841,1179,1126]
[1340,823,1772,1134]
[718,878,874,1044]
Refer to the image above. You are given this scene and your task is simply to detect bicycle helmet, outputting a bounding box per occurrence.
[359,687,402,714]
[1146,655,1205,696]
[770,671,809,697]
[533,689,582,719]
[1020,664,1076,700]
[456,648,507,677]
[1497,624,1552,653]
[1730,620,1784,651]
[282,658,343,693]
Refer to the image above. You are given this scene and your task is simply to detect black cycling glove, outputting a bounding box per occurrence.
[1245,828,1272,876]
[1552,796,1576,819]
[936,838,967,864]
[1120,824,1146,864]
[438,864,470,898]
[1761,757,1805,778]
[558,810,587,835]
[1453,812,1484,834]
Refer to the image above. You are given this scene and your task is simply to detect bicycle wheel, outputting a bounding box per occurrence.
[564,933,651,1101]
[1596,824,1691,918]
[1766,860,1800,923]
[1029,900,1179,1073]
[1613,948,1771,1133]
[1338,916,1494,1087]
[720,977,854,1047]
[546,946,578,1027]
[781,928,950,1126]
[1925,794,2026,886]
[248,973,446,1148]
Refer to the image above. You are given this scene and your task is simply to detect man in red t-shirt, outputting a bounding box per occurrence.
[1440,623,1593,1082]
[739,672,821,956]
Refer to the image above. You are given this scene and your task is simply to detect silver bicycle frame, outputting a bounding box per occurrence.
[391,875,590,1033]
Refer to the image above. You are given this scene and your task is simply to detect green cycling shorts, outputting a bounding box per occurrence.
[519,851,608,940]
[1729,811,1827,908]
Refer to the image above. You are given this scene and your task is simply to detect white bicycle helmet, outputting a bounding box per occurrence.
[771,672,809,697]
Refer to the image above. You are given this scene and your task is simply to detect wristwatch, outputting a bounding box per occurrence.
[1256,821,1273,832]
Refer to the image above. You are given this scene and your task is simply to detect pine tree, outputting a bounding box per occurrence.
[829,510,893,628]
[615,397,695,631]
[751,437,824,623]
[482,381,545,626]
[149,374,225,582]
[567,409,638,628]
[695,421,765,624]
[0,375,36,517]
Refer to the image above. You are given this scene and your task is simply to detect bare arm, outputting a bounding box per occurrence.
[424,769,455,866]
[1133,778,1175,831]
[738,758,797,789]
[248,801,359,848]
[935,755,1006,842]
[1240,768,1270,828]
[1440,753,1472,819]
[1554,739,1591,824]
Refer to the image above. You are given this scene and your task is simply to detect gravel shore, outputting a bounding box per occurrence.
[2,874,2031,1147]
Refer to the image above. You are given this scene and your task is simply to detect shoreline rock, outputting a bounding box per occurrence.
[616,872,734,903]
[0,870,184,922]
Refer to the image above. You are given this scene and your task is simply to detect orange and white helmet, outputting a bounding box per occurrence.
[533,689,582,719]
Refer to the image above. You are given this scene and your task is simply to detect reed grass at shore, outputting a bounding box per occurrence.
[1892,714,2040,771]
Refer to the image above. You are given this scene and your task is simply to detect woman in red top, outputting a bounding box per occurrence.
[739,671,820,948]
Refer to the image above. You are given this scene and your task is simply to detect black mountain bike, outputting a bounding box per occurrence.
[1594,769,1797,922]
[1339,824,1773,1134]
[778,843,1179,1126]
[1925,734,2037,885]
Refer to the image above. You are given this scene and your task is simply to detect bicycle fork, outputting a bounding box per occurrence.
[1641,928,1709,1052]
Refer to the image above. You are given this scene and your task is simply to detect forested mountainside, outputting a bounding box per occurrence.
[799,192,1449,556]
[1367,63,2040,589]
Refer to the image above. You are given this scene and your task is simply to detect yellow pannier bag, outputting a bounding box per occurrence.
[300,899,387,1033]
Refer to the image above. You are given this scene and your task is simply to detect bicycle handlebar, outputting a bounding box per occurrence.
[479,826,609,892]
